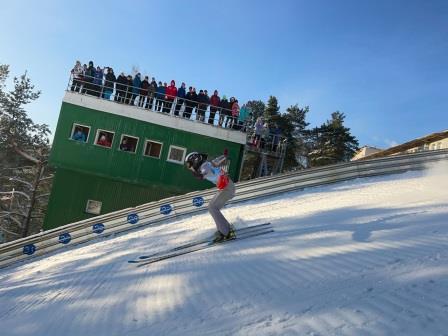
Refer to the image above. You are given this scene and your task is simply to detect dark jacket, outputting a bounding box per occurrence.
[220,98,231,115]
[177,86,186,98]
[104,72,116,90]
[185,91,198,107]
[85,65,95,82]
[140,79,149,96]
[149,80,157,95]
[116,75,127,93]
[132,75,142,94]
[156,85,166,99]
[197,92,207,104]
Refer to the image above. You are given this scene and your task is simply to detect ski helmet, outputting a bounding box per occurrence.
[185,152,207,171]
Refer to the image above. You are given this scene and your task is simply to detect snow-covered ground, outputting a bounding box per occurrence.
[1,162,448,336]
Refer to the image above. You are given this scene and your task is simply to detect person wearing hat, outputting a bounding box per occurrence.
[155,81,165,112]
[103,67,116,100]
[184,149,236,242]
[209,90,221,125]
[70,60,83,92]
[219,95,230,127]
[165,80,178,114]
[139,75,150,107]
[115,72,127,103]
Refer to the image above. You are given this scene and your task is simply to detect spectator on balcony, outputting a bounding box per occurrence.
[164,80,177,114]
[155,81,165,112]
[93,66,104,97]
[230,99,240,129]
[260,121,270,149]
[209,90,220,125]
[70,60,83,92]
[204,90,211,120]
[147,77,157,110]
[253,116,264,147]
[184,86,195,119]
[237,103,250,132]
[197,90,207,121]
[271,123,282,152]
[219,95,230,127]
[125,75,133,105]
[175,82,186,116]
[115,72,127,103]
[83,61,95,95]
[131,73,142,106]
[139,75,150,108]
[103,67,116,100]
[224,97,235,128]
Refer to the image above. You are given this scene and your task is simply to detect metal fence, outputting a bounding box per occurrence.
[67,74,248,131]
[1,149,447,269]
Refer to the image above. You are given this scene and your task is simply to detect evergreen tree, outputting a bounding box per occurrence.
[264,96,280,120]
[308,111,359,167]
[0,64,52,240]
[284,104,311,169]
[246,100,265,123]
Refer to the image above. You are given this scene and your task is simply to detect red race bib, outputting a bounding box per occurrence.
[217,174,230,190]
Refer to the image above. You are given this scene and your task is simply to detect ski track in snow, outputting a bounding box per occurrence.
[0,163,448,336]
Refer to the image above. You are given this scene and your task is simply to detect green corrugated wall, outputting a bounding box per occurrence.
[44,102,245,230]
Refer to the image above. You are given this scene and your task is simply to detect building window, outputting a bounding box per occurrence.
[143,140,163,159]
[437,142,442,150]
[94,129,114,148]
[167,145,186,164]
[70,123,90,143]
[85,199,102,215]
[119,135,139,153]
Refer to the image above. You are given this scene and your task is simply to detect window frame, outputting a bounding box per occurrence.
[94,129,115,149]
[166,145,187,164]
[70,123,91,143]
[143,139,163,159]
[118,134,139,154]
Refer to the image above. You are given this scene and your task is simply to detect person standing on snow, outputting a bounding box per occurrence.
[184,149,236,242]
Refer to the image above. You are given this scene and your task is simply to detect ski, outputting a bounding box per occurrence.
[128,222,272,263]
[135,227,274,267]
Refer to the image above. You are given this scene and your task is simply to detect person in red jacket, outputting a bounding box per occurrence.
[164,80,177,114]
[209,90,221,125]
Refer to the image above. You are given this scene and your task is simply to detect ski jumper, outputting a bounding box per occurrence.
[200,155,235,236]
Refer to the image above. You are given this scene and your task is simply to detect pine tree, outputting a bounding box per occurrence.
[0,64,52,240]
[284,104,311,169]
[264,96,280,120]
[308,111,359,167]
[246,100,265,122]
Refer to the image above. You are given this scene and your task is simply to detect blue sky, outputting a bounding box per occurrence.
[1,0,447,148]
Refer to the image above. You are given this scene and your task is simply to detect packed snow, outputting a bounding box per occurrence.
[0,161,447,336]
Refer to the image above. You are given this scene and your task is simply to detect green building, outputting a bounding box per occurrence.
[44,91,246,230]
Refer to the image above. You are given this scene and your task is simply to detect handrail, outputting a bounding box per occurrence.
[67,74,248,130]
[1,149,447,268]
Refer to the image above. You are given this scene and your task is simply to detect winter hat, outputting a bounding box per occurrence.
[222,95,227,100]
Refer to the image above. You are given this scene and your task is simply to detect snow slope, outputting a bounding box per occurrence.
[0,162,447,336]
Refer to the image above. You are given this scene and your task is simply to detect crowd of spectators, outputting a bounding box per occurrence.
[70,60,249,131]
[70,60,285,153]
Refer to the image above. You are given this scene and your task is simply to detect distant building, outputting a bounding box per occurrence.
[356,130,448,161]
[351,146,383,161]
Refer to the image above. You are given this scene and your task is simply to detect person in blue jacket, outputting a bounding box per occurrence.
[72,128,87,142]
[131,73,142,106]
[155,81,166,112]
